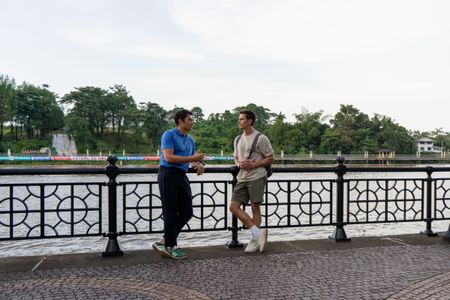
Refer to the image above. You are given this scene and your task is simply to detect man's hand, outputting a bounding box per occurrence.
[239,159,256,170]
[196,163,205,175]
[192,161,205,175]
[190,153,205,162]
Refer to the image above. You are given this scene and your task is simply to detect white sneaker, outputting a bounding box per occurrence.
[244,237,259,253]
[257,228,268,252]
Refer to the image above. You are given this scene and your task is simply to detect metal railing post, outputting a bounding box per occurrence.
[227,166,243,248]
[330,156,351,242]
[102,155,124,257]
[421,167,438,237]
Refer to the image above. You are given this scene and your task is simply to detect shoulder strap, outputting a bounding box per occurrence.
[234,135,242,149]
[235,133,262,157]
[249,133,262,156]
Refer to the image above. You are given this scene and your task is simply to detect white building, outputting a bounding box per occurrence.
[417,137,443,153]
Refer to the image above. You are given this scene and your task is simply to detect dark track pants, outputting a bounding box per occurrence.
[158,166,193,248]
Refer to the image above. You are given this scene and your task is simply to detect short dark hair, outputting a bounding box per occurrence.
[174,109,192,125]
[239,110,256,126]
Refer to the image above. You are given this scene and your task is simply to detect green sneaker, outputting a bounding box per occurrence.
[152,241,170,258]
[167,246,188,260]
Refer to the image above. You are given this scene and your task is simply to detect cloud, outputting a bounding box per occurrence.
[168,0,450,94]
[3,0,450,132]
[60,27,205,61]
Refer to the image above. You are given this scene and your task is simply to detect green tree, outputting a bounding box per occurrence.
[191,106,204,123]
[0,75,16,141]
[220,110,241,152]
[319,128,341,153]
[434,133,450,151]
[142,102,169,152]
[290,109,329,154]
[165,106,183,125]
[124,104,146,151]
[193,110,241,154]
[266,113,292,153]
[61,86,109,138]
[107,85,136,135]
[15,83,64,139]
[330,105,371,153]
[371,114,415,153]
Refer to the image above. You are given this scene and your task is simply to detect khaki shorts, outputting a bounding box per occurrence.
[231,176,267,204]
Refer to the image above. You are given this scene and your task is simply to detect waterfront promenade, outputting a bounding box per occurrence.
[0,233,449,299]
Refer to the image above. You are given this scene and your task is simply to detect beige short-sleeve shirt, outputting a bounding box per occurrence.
[234,130,274,182]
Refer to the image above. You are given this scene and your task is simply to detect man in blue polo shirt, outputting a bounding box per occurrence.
[152,109,205,260]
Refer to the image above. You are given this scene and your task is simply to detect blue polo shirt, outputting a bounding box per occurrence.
[160,128,196,172]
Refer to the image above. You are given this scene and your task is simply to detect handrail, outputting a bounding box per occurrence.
[2,165,450,176]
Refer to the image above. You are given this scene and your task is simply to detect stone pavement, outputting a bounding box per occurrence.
[0,234,449,299]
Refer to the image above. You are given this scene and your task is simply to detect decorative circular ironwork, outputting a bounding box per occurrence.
[56,196,89,224]
[0,183,102,239]
[135,194,152,222]
[264,192,280,217]
[348,179,424,223]
[122,181,228,233]
[299,191,323,215]
[192,193,216,219]
[356,191,379,213]
[0,197,28,226]
[27,224,58,237]
[262,179,333,226]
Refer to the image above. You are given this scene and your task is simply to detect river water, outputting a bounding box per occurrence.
[0,168,449,257]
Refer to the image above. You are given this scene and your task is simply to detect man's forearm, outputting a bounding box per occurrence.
[165,154,193,164]
[255,156,274,168]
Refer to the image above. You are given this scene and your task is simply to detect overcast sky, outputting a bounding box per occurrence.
[1,0,450,132]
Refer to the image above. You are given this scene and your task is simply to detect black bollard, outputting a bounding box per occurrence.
[330,156,351,242]
[226,166,243,249]
[421,167,438,237]
[102,155,124,257]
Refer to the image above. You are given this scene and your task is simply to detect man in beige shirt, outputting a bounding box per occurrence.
[229,110,274,252]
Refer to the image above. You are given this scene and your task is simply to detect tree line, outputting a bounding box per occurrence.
[1,74,449,154]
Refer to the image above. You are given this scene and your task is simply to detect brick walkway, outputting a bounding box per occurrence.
[0,235,449,299]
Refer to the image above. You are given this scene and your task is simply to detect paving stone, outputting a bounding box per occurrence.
[0,239,449,299]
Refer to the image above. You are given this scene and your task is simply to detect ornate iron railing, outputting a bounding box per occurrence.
[0,182,103,240]
[121,180,229,234]
[0,156,449,256]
